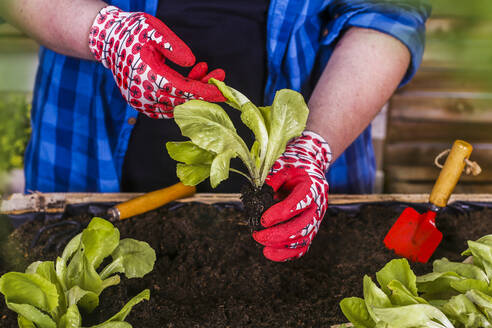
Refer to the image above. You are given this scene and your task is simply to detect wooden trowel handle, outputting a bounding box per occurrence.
[429,140,473,208]
[109,183,196,221]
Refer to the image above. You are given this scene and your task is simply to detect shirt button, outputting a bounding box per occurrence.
[128,117,137,125]
[322,28,329,37]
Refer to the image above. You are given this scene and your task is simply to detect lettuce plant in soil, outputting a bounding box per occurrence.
[0,217,156,328]
[340,234,492,328]
[166,79,309,223]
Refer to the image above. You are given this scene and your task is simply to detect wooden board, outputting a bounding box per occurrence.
[0,25,38,53]
[2,193,492,215]
[386,182,492,194]
[387,120,492,142]
[384,142,492,167]
[0,25,24,36]
[399,69,492,93]
[390,91,492,123]
[385,165,492,182]
[429,0,492,18]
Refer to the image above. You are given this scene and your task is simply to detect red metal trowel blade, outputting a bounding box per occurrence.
[383,207,443,263]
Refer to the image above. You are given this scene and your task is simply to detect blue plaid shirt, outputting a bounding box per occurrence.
[25,0,430,193]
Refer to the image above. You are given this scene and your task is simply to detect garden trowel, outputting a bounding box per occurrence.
[384,140,473,263]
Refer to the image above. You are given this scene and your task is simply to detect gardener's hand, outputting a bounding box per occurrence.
[89,5,226,119]
[253,131,332,262]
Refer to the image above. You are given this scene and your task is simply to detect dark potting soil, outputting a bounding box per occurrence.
[0,203,491,327]
[240,183,276,229]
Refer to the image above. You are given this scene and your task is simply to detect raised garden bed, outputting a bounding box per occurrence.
[0,193,491,327]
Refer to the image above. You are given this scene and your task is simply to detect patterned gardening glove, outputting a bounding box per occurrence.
[89,5,226,119]
[253,131,332,262]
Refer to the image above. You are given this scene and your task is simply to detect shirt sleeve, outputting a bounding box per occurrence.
[322,0,431,86]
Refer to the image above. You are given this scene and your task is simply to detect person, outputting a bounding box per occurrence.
[0,0,431,261]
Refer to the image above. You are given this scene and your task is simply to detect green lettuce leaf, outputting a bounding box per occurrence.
[58,304,81,328]
[66,249,103,296]
[462,235,492,256]
[7,303,56,328]
[259,89,309,183]
[101,275,121,291]
[257,106,272,133]
[466,289,492,319]
[386,280,427,306]
[208,78,249,109]
[167,142,215,185]
[442,294,491,328]
[99,239,156,280]
[449,279,491,295]
[417,271,462,300]
[56,257,68,291]
[91,289,150,327]
[210,149,236,188]
[81,217,120,270]
[173,100,254,180]
[176,163,211,186]
[0,272,58,314]
[17,315,36,328]
[372,304,454,328]
[434,258,489,282]
[209,79,268,165]
[66,285,99,313]
[166,141,215,165]
[61,233,81,263]
[26,260,66,321]
[363,275,392,322]
[376,259,418,297]
[339,297,376,328]
[467,240,492,280]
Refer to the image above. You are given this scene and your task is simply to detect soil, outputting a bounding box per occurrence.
[0,203,491,327]
[240,183,276,229]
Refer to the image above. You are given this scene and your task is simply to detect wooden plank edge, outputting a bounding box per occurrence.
[2,193,492,215]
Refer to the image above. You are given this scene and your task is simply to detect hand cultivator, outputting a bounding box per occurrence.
[30,182,195,252]
[30,219,87,252]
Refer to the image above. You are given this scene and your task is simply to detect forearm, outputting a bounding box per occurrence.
[0,0,106,59]
[307,27,410,160]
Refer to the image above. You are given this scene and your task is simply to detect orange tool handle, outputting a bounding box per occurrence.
[109,182,196,221]
[429,140,473,208]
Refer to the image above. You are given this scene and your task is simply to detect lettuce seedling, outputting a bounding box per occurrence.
[340,234,492,328]
[166,79,309,189]
[0,217,156,328]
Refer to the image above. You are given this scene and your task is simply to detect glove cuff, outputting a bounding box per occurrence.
[291,130,332,173]
[88,5,122,67]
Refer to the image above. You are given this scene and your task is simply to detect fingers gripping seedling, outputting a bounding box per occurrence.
[254,132,332,261]
[167,79,332,261]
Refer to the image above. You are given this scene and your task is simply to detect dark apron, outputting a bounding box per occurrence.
[121,0,270,192]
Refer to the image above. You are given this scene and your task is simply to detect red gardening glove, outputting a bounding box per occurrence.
[89,5,226,119]
[253,131,332,262]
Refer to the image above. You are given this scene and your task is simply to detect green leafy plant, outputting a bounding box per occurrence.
[0,217,156,328]
[0,93,31,172]
[166,79,309,189]
[340,234,492,328]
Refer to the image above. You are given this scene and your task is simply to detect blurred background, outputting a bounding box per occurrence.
[378,0,492,193]
[0,0,490,195]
